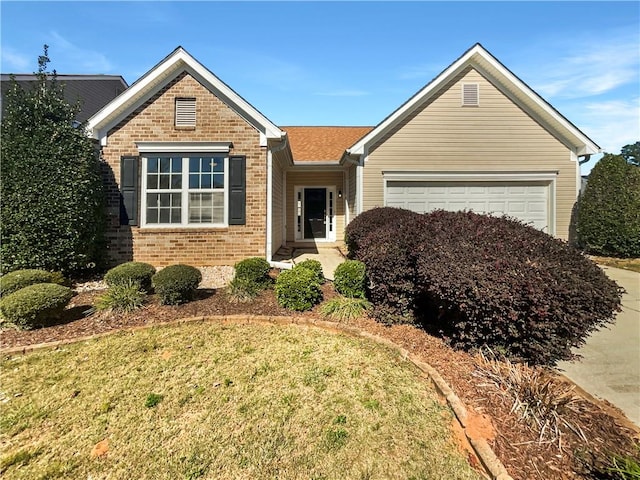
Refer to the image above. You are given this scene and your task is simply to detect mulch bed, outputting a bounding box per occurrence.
[1,282,638,479]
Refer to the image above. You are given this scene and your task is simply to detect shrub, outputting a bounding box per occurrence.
[0,283,73,329]
[152,265,202,305]
[350,207,623,365]
[104,262,156,292]
[345,207,422,259]
[333,260,367,298]
[1,47,105,274]
[275,266,322,311]
[576,154,640,257]
[231,257,272,297]
[319,297,372,322]
[0,269,66,296]
[227,276,260,303]
[95,281,146,313]
[296,259,324,284]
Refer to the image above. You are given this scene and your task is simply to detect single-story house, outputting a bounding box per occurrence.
[86,43,600,267]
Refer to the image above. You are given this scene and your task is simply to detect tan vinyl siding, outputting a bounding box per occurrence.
[271,155,285,254]
[362,67,577,239]
[347,164,357,221]
[285,170,345,244]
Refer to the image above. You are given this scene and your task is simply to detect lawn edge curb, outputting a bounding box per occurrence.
[1,314,513,480]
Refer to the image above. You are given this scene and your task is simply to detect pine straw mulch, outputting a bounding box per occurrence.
[1,282,638,480]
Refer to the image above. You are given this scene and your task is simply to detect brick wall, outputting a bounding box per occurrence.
[101,71,267,267]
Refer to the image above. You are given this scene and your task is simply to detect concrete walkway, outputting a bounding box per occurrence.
[272,247,346,280]
[556,266,640,426]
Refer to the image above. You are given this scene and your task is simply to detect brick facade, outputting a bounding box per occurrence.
[100,72,267,267]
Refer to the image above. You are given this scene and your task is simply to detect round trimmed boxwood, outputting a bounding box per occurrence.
[151,264,202,305]
[0,269,66,296]
[104,262,156,292]
[275,266,323,311]
[234,257,272,290]
[295,259,324,284]
[333,260,367,298]
[0,283,73,329]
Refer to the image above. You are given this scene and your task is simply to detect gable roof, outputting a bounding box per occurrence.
[347,43,600,157]
[87,47,284,146]
[0,74,127,123]
[282,126,373,163]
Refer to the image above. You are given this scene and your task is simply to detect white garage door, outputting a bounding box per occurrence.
[385,181,550,231]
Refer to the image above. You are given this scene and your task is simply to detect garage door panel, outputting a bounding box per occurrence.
[385,180,549,231]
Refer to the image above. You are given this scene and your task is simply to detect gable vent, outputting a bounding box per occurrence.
[175,97,196,127]
[462,83,479,106]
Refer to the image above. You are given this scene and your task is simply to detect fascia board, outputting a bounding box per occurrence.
[87,48,284,142]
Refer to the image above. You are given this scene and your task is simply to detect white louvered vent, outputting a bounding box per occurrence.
[462,83,479,106]
[175,97,196,127]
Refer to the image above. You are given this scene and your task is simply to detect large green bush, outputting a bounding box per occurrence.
[576,154,640,257]
[333,260,367,298]
[348,207,623,365]
[275,266,323,311]
[0,47,105,274]
[152,265,202,305]
[104,262,156,292]
[0,283,73,329]
[0,269,66,296]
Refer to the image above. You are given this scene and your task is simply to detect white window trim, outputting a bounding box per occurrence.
[136,141,232,153]
[294,185,337,242]
[140,154,229,228]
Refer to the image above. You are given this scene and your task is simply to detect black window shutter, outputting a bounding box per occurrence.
[228,156,246,225]
[120,156,139,226]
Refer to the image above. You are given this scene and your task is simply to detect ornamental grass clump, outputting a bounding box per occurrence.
[0,283,73,329]
[104,262,156,292]
[347,207,623,365]
[0,269,66,296]
[151,265,202,305]
[275,265,322,311]
[95,280,146,313]
[319,297,372,323]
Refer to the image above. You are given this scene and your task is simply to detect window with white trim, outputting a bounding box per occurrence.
[143,154,227,226]
[175,98,196,127]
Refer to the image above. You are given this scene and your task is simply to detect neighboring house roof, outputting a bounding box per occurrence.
[347,43,601,157]
[88,46,285,146]
[282,126,373,163]
[0,74,128,123]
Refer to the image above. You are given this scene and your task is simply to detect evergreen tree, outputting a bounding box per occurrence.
[576,153,640,257]
[1,46,106,273]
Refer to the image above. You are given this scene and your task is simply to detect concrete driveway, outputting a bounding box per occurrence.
[556,266,640,426]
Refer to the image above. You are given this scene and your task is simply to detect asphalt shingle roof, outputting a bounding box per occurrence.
[282,126,373,163]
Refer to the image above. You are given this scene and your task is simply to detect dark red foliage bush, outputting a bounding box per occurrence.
[348,208,623,365]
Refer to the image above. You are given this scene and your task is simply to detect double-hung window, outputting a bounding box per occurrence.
[142,154,228,226]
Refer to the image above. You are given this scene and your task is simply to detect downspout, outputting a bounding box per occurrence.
[578,154,591,165]
[267,135,293,270]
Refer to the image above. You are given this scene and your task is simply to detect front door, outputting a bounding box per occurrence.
[304,188,326,239]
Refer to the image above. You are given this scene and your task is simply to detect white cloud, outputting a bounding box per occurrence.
[47,31,113,73]
[527,32,639,100]
[1,46,31,72]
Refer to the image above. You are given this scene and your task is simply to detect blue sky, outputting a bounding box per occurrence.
[1,1,638,173]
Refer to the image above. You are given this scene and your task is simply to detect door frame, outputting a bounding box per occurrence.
[294,185,337,242]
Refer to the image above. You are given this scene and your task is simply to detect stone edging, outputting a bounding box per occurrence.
[1,314,513,480]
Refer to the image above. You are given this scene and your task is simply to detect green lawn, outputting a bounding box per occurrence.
[0,322,481,479]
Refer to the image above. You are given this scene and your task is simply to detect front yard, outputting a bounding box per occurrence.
[0,322,480,480]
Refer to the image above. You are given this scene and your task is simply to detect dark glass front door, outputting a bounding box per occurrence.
[304,188,326,239]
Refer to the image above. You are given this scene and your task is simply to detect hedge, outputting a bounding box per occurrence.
[0,283,73,329]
